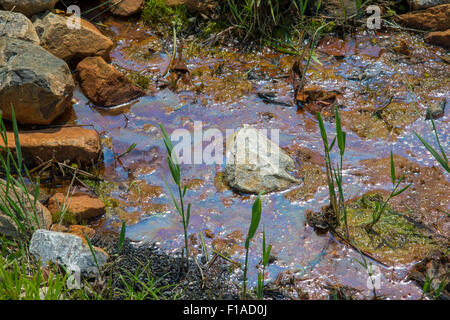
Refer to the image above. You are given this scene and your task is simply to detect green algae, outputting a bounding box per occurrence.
[337,193,438,264]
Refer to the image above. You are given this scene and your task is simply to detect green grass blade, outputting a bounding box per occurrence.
[390,150,396,185]
[316,112,329,150]
[246,192,263,248]
[10,104,22,170]
[392,183,412,197]
[83,232,100,274]
[335,107,345,156]
[414,130,449,172]
[430,116,448,163]
[118,222,126,254]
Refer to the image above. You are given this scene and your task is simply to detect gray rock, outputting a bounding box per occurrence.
[0,0,58,16]
[0,37,74,125]
[408,0,450,10]
[0,178,52,239]
[32,11,114,63]
[0,10,40,44]
[225,125,300,194]
[29,229,108,277]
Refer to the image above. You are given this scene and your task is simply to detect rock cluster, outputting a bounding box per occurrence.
[398,3,450,48]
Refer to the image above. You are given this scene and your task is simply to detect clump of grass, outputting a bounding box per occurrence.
[364,151,411,232]
[142,0,188,28]
[51,209,78,226]
[0,106,79,299]
[224,0,311,40]
[317,107,349,237]
[243,191,264,298]
[0,255,70,300]
[317,108,410,238]
[413,114,449,173]
[0,106,42,241]
[422,274,447,300]
[159,124,191,271]
[115,263,174,300]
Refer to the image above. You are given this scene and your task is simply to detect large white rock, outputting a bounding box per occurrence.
[0,178,52,238]
[0,37,74,125]
[29,229,108,277]
[0,10,40,44]
[225,125,300,194]
[0,0,58,17]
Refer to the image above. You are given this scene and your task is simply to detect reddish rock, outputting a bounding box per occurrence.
[50,224,96,244]
[0,127,102,168]
[50,224,68,232]
[47,193,106,222]
[425,29,450,48]
[110,0,144,17]
[68,225,96,244]
[397,4,450,31]
[76,56,146,107]
[407,0,450,11]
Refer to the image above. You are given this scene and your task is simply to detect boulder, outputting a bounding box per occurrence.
[224,125,300,194]
[47,193,105,222]
[0,37,74,125]
[76,56,146,107]
[33,11,114,63]
[0,10,40,44]
[0,126,103,168]
[425,29,450,48]
[397,4,450,31]
[109,0,144,17]
[0,178,52,238]
[29,229,108,277]
[0,0,58,17]
[407,0,450,10]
